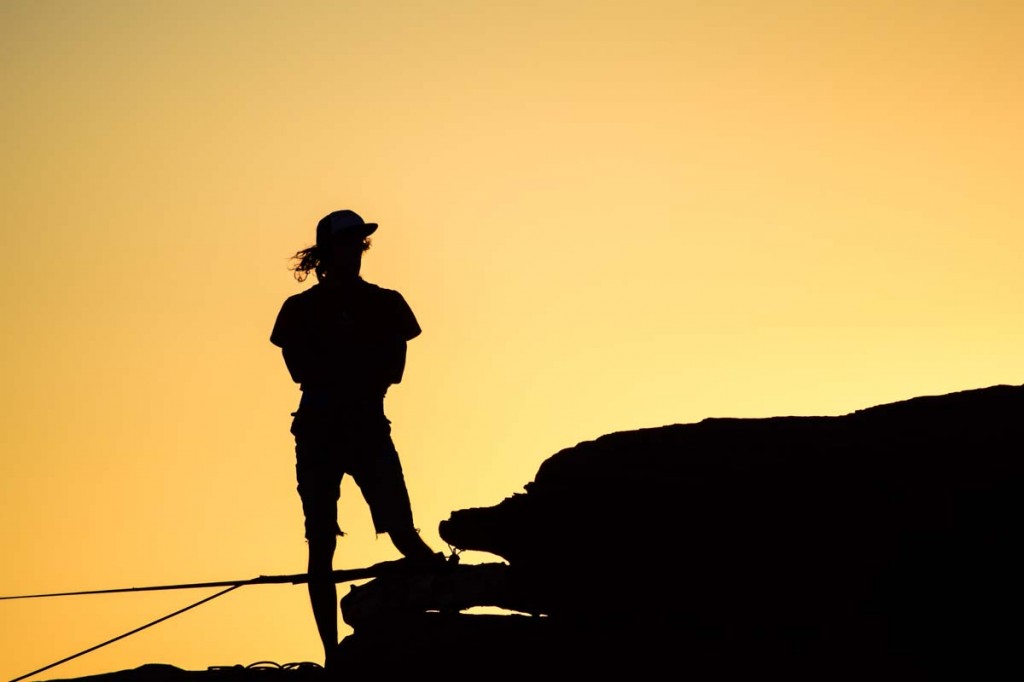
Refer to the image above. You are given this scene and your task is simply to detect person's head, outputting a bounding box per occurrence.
[290,210,376,282]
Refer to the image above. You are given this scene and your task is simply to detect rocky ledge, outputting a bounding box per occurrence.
[336,383,1024,678]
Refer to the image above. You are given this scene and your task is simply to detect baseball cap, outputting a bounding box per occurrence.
[316,210,378,248]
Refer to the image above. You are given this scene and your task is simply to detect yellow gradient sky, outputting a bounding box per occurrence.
[2,1,1022,678]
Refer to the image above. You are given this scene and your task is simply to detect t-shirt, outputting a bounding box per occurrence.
[271,278,421,395]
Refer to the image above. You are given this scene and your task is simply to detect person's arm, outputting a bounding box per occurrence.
[381,339,409,385]
[383,291,420,385]
[280,345,312,385]
[271,296,315,385]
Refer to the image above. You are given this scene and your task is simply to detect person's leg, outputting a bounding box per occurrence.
[293,414,344,666]
[354,424,439,561]
[306,534,338,661]
[388,523,435,559]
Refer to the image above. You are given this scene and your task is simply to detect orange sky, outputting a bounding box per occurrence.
[2,1,1023,678]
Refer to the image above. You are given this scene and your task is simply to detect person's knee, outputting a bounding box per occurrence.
[307,535,336,569]
[302,512,342,547]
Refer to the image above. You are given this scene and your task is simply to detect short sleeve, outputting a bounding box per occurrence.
[390,291,421,341]
[270,295,299,348]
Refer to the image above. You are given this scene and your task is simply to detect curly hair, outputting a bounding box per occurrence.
[289,238,371,282]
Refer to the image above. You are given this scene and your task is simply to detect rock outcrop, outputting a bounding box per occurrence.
[336,384,1024,678]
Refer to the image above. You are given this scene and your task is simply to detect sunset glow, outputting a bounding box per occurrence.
[2,1,1023,678]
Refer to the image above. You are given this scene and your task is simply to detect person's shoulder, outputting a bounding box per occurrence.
[357,278,396,294]
[358,279,407,303]
[272,285,320,346]
[284,283,324,302]
[280,281,319,296]
[276,284,325,318]
[358,280,419,335]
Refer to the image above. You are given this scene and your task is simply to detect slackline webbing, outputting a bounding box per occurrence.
[0,555,427,601]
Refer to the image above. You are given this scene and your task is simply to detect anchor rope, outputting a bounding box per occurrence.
[3,553,456,682]
[9,585,242,682]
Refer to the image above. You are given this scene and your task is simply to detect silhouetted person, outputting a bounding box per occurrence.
[270,209,438,667]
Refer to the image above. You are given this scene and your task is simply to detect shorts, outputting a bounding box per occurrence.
[290,396,416,542]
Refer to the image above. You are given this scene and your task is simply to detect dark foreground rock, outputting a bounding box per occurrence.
[339,383,1024,678]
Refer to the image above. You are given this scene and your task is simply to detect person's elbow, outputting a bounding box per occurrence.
[281,347,307,384]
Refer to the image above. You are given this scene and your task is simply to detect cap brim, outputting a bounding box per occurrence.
[329,223,377,239]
